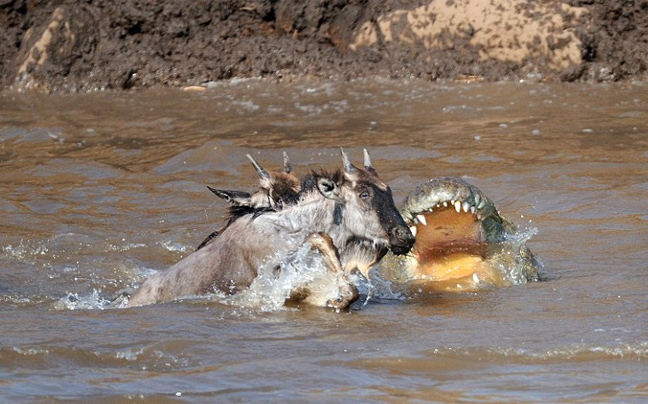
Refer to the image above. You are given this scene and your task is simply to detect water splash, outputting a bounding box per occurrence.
[2,241,49,263]
[159,240,190,253]
[486,225,542,286]
[52,289,112,310]
[507,225,541,283]
[367,270,405,301]
[51,242,372,312]
[228,243,354,312]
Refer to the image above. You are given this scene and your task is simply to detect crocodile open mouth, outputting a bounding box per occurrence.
[409,199,487,262]
[399,177,507,285]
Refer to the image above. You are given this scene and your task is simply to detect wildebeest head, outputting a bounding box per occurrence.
[327,149,415,256]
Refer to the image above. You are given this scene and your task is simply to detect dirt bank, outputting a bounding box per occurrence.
[1,0,647,92]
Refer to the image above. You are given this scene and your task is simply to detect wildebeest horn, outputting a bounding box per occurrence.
[363,148,375,172]
[246,154,271,181]
[283,151,292,174]
[340,148,354,173]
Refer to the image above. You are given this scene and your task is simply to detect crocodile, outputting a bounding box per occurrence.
[377,176,540,293]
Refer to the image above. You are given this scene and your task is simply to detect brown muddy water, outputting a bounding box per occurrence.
[1,78,647,403]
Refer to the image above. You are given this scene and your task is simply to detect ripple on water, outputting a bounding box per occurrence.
[25,158,124,181]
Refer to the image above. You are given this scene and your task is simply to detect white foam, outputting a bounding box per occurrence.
[53,289,111,310]
[229,243,353,312]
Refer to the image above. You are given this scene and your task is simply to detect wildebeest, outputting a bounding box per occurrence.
[127,150,414,308]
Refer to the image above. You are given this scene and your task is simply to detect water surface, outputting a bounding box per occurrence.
[1,79,647,403]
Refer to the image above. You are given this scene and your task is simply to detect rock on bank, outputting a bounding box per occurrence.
[1,0,646,92]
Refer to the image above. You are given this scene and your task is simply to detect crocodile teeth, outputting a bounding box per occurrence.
[470,206,476,214]
[443,201,448,207]
[462,202,470,213]
[410,226,417,237]
[454,201,462,213]
[417,214,427,226]
[472,273,480,284]
[478,200,485,209]
[474,194,481,206]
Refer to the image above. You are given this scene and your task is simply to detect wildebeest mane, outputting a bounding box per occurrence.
[227,204,275,220]
[196,205,277,251]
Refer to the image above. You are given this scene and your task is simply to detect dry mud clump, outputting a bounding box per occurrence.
[1,0,646,92]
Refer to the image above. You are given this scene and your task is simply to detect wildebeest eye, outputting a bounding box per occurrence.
[359,191,370,200]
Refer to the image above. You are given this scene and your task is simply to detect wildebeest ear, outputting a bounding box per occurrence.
[207,186,253,206]
[317,177,340,200]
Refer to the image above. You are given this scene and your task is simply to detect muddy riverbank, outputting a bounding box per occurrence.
[2,0,648,92]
